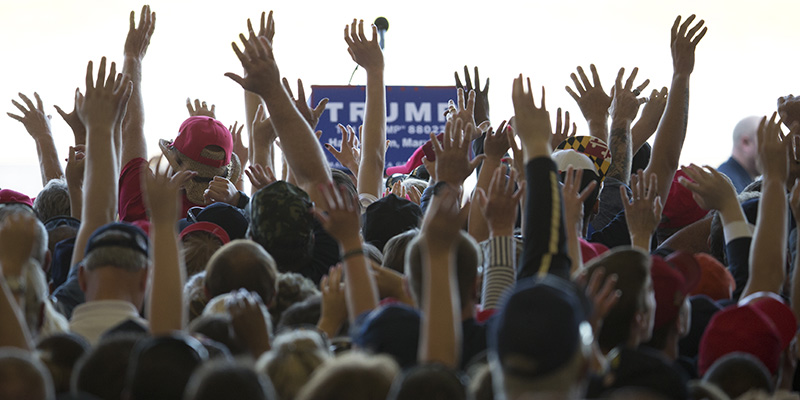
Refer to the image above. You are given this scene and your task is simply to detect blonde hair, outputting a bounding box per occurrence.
[256,330,332,400]
[295,352,399,400]
[181,231,223,277]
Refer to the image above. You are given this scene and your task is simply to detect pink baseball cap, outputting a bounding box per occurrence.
[171,117,233,168]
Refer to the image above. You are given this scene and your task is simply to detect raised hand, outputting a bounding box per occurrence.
[455,65,490,124]
[757,112,788,183]
[622,170,662,250]
[281,78,328,130]
[447,88,488,141]
[633,87,668,142]
[245,163,276,191]
[778,95,800,128]
[678,164,738,212]
[550,108,576,150]
[230,121,249,169]
[247,10,275,44]
[0,212,38,277]
[228,289,271,356]
[512,75,551,160]
[421,182,468,250]
[251,104,276,144]
[142,155,196,222]
[54,89,87,145]
[565,64,611,129]
[76,57,133,130]
[8,92,53,140]
[671,15,707,75]
[65,145,86,189]
[186,98,216,118]
[203,176,240,206]
[314,183,362,245]
[124,5,156,60]
[344,19,384,73]
[325,124,361,175]
[484,120,510,160]
[431,119,484,186]
[475,166,525,237]
[226,29,281,98]
[580,267,620,335]
[609,67,650,123]
[319,264,347,337]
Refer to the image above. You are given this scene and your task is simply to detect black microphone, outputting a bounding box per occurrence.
[374,17,389,49]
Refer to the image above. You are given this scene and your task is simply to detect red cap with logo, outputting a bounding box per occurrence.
[172,116,233,168]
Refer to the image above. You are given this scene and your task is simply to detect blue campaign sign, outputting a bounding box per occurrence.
[311,85,457,171]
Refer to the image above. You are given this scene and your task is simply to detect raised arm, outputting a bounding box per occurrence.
[475,166,524,310]
[345,19,386,199]
[120,5,155,168]
[513,76,570,279]
[468,121,509,242]
[621,170,662,251]
[790,180,800,321]
[418,184,465,368]
[742,114,788,298]
[226,16,333,209]
[0,213,38,350]
[142,157,196,334]
[630,87,667,153]
[8,92,64,185]
[643,15,707,204]
[565,64,611,142]
[562,167,598,273]
[314,183,379,322]
[69,58,133,269]
[606,68,649,183]
[54,88,87,146]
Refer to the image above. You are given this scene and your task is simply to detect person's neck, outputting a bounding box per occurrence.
[731,152,759,179]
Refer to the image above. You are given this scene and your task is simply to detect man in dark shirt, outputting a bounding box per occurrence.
[718,116,761,192]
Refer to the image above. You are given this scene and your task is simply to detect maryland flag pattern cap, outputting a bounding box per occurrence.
[556,136,612,182]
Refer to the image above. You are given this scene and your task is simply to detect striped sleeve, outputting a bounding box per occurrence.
[481,236,518,310]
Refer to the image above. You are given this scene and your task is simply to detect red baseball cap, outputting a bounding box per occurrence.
[180,221,231,245]
[690,253,735,301]
[0,189,34,208]
[171,116,233,168]
[739,292,797,349]
[660,170,710,229]
[698,304,784,376]
[651,251,701,330]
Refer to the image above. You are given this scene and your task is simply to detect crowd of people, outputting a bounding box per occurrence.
[0,5,798,400]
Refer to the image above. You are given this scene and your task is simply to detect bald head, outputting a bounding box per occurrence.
[205,239,279,305]
[732,116,761,147]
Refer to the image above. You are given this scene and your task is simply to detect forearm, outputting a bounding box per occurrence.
[606,119,632,183]
[587,119,609,143]
[468,157,501,242]
[567,225,583,275]
[792,231,800,321]
[34,137,64,185]
[743,178,787,297]
[68,186,83,220]
[631,120,655,155]
[419,247,460,367]
[340,237,379,322]
[0,278,32,350]
[244,91,262,153]
[520,157,570,280]
[70,124,119,268]
[263,89,331,189]
[357,69,387,198]
[481,236,517,310]
[147,220,186,334]
[644,75,689,202]
[120,56,147,165]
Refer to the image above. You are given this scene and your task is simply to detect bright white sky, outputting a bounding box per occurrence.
[2,0,799,196]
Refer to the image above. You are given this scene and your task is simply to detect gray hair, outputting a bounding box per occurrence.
[34,179,71,222]
[83,232,148,272]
